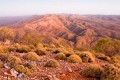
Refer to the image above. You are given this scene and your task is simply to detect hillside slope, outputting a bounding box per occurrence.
[1,14,120,48]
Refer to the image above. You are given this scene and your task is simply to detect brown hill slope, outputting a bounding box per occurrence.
[1,14,120,48]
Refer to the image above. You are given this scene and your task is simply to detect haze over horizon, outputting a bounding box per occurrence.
[0,0,120,17]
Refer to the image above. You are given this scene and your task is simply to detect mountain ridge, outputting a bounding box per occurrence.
[0,14,120,48]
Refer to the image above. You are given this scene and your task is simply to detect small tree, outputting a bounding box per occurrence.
[95,38,120,56]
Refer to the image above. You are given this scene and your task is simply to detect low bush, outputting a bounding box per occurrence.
[45,60,60,67]
[14,65,32,76]
[9,44,31,53]
[0,53,9,62]
[24,63,37,72]
[64,51,72,57]
[36,44,44,49]
[8,43,20,52]
[76,51,95,62]
[0,47,9,53]
[0,63,4,68]
[36,49,47,55]
[110,55,120,64]
[0,53,22,67]
[52,49,61,54]
[55,53,67,60]
[28,45,35,50]
[102,64,120,80]
[67,54,82,63]
[15,65,26,73]
[96,53,111,61]
[95,38,120,56]
[23,52,41,61]
[7,56,22,67]
[16,45,31,53]
[114,63,120,68]
[81,64,104,79]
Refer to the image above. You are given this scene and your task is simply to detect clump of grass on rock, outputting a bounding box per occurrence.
[45,59,60,67]
[81,64,104,79]
[67,54,82,63]
[23,52,41,61]
[55,53,67,60]
[76,51,95,62]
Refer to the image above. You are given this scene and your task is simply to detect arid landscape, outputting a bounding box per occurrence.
[0,14,120,80]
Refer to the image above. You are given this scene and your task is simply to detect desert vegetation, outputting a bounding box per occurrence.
[0,15,120,80]
[0,34,120,80]
[44,59,60,67]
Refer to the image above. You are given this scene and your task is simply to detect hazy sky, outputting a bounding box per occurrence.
[0,0,120,16]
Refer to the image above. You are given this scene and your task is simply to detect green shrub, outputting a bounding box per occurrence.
[67,54,82,63]
[96,53,111,61]
[45,60,60,67]
[81,64,104,79]
[95,38,120,56]
[55,53,67,60]
[76,51,95,62]
[20,33,42,46]
[102,64,120,80]
[23,52,41,61]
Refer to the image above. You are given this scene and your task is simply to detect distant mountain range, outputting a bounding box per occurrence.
[0,14,120,48]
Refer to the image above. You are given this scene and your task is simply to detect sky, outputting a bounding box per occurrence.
[0,0,120,16]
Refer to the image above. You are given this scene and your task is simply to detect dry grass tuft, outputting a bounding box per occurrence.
[55,53,67,60]
[45,59,60,67]
[81,64,104,79]
[23,52,41,61]
[67,54,82,63]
